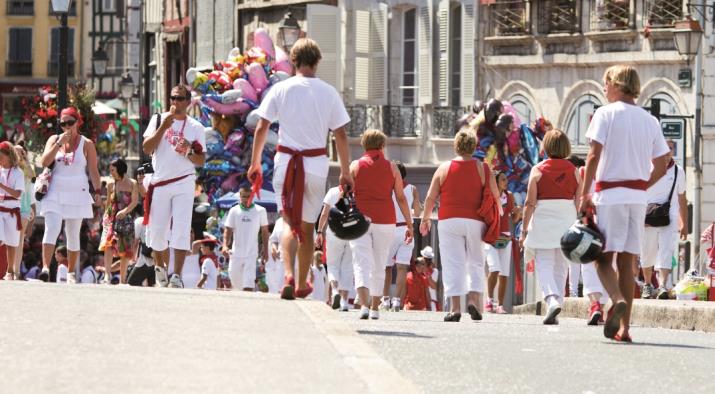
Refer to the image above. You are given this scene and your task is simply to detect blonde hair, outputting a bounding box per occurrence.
[360,129,386,151]
[0,142,18,168]
[542,129,571,159]
[290,38,322,69]
[603,65,640,98]
[313,250,324,264]
[14,145,35,179]
[454,128,477,156]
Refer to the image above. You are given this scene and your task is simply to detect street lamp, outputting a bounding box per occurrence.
[92,45,109,77]
[119,73,135,100]
[278,12,301,51]
[673,18,704,57]
[51,0,72,115]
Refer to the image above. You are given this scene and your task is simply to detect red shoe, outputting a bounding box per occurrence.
[295,282,313,299]
[485,298,494,313]
[613,333,633,343]
[587,301,602,326]
[281,276,296,300]
[598,304,606,324]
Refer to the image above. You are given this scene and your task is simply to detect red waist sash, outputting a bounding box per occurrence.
[142,174,192,225]
[0,206,22,231]
[594,180,648,192]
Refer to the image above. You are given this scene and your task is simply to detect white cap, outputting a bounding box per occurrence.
[420,246,434,259]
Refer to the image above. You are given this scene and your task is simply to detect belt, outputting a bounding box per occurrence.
[142,174,192,225]
[396,222,407,227]
[0,206,22,231]
[276,145,327,242]
[594,179,648,192]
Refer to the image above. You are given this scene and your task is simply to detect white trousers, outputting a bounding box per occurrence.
[568,262,582,297]
[147,179,194,251]
[386,226,414,266]
[582,262,610,304]
[641,226,677,270]
[535,248,569,306]
[350,223,394,296]
[229,255,257,290]
[438,218,486,297]
[326,231,354,292]
[265,258,285,294]
[42,212,82,251]
[485,242,511,277]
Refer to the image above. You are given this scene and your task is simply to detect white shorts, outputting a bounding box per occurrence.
[485,242,511,277]
[146,178,194,251]
[349,223,394,295]
[264,258,285,294]
[641,226,676,270]
[595,204,646,255]
[229,255,257,289]
[326,231,353,291]
[273,166,326,224]
[438,218,485,297]
[0,211,21,247]
[386,226,414,267]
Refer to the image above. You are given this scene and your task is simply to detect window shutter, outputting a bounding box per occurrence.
[215,0,234,62]
[460,0,475,107]
[51,28,60,62]
[353,7,371,102]
[19,29,32,61]
[418,3,433,106]
[195,2,214,69]
[307,4,342,92]
[437,0,450,107]
[369,3,388,105]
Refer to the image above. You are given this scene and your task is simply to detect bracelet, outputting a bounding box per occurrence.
[316,230,323,234]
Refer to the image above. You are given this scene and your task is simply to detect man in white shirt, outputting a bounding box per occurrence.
[222,187,269,291]
[641,139,687,299]
[142,84,206,289]
[580,65,669,343]
[316,186,353,311]
[248,38,353,300]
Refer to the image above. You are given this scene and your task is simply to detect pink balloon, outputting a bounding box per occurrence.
[232,78,258,103]
[272,46,293,74]
[202,96,251,116]
[501,101,522,132]
[254,28,276,59]
[246,63,269,93]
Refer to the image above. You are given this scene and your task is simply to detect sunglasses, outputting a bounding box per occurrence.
[59,120,77,127]
[170,95,188,101]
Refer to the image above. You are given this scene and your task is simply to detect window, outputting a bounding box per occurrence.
[489,0,530,36]
[103,0,116,12]
[590,0,633,31]
[49,28,76,77]
[402,8,418,106]
[510,95,536,127]
[106,40,125,76]
[7,28,33,76]
[644,0,683,28]
[646,93,679,116]
[7,0,33,15]
[565,94,601,146]
[538,0,580,34]
[450,5,462,106]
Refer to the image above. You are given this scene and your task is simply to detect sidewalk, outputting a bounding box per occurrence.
[513,297,715,332]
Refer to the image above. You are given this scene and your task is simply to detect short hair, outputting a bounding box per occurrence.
[566,154,585,168]
[171,84,191,98]
[56,246,68,258]
[603,65,640,98]
[360,129,386,151]
[313,250,324,262]
[110,158,128,178]
[395,161,406,179]
[238,186,251,195]
[542,130,571,159]
[454,128,477,156]
[290,38,322,69]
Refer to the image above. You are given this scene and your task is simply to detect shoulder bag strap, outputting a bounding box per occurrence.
[666,165,678,203]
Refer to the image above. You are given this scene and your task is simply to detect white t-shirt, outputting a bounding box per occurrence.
[254,76,350,177]
[429,268,439,302]
[0,167,25,209]
[310,265,328,303]
[647,163,686,228]
[56,264,68,283]
[81,266,98,284]
[142,113,206,183]
[585,102,670,205]
[323,186,342,208]
[393,184,415,223]
[200,257,218,290]
[224,204,268,258]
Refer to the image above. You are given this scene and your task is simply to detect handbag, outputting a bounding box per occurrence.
[111,189,135,236]
[34,162,55,201]
[645,165,677,227]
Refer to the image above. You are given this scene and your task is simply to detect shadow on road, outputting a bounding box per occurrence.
[603,341,714,350]
[357,330,434,339]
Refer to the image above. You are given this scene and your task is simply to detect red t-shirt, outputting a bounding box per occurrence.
[404,271,428,310]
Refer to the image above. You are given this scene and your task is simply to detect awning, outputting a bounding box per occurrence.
[104,98,125,110]
[92,101,118,115]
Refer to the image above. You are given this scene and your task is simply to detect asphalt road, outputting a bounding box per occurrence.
[1,281,713,394]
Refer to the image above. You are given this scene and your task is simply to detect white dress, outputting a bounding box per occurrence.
[40,137,94,219]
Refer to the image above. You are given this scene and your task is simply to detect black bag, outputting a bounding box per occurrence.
[645,165,677,227]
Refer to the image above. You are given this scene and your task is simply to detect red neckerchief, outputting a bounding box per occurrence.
[200,253,219,269]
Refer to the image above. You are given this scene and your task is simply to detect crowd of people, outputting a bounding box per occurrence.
[0,39,686,343]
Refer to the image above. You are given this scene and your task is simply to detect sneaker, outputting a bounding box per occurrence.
[587,302,602,326]
[444,312,461,322]
[641,283,655,299]
[378,297,391,311]
[369,309,380,320]
[339,299,349,312]
[657,287,670,300]
[168,274,184,288]
[467,304,483,321]
[391,297,401,312]
[295,283,313,299]
[3,272,14,281]
[67,273,77,285]
[38,268,50,282]
[495,305,508,314]
[485,298,494,313]
[331,293,341,310]
[154,266,169,287]
[599,304,606,324]
[543,305,561,325]
[359,307,369,320]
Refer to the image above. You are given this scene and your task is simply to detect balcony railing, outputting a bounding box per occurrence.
[644,0,683,28]
[590,0,634,31]
[47,62,76,77]
[7,1,34,15]
[5,61,32,76]
[489,0,531,36]
[538,0,580,35]
[346,105,422,138]
[433,107,467,138]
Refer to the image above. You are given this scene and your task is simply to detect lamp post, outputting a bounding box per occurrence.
[51,0,72,116]
[92,45,109,79]
[278,12,302,52]
[119,73,135,158]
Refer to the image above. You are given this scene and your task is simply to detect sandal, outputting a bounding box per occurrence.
[613,333,633,343]
[295,282,314,299]
[280,275,296,300]
[444,312,462,322]
[604,301,627,339]
[3,272,14,281]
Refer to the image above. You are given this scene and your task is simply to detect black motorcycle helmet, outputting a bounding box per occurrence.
[561,220,605,264]
[328,191,370,241]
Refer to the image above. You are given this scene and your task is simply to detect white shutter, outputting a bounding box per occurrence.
[437,0,450,106]
[195,2,214,69]
[215,0,234,61]
[418,3,433,106]
[460,0,475,107]
[354,8,371,102]
[307,4,342,91]
[369,3,388,105]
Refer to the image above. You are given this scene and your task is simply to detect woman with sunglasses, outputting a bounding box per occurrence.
[9,144,36,280]
[0,142,25,280]
[37,107,101,283]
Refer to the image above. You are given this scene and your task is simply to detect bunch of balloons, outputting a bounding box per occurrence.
[187,28,289,206]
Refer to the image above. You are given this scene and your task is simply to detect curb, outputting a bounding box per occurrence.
[512,298,715,333]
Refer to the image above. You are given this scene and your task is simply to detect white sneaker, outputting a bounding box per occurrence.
[391,297,401,312]
[339,299,349,312]
[67,273,77,285]
[369,309,380,320]
[378,297,391,311]
[168,274,184,288]
[3,272,14,281]
[543,305,561,325]
[154,266,169,287]
[359,306,369,320]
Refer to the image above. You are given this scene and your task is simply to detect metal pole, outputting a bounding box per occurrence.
[691,0,705,271]
[58,12,69,117]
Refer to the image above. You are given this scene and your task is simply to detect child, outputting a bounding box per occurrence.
[309,251,329,303]
[196,239,220,290]
[55,246,69,283]
[0,141,25,280]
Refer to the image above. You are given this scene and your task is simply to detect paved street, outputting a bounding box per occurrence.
[1,281,713,394]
